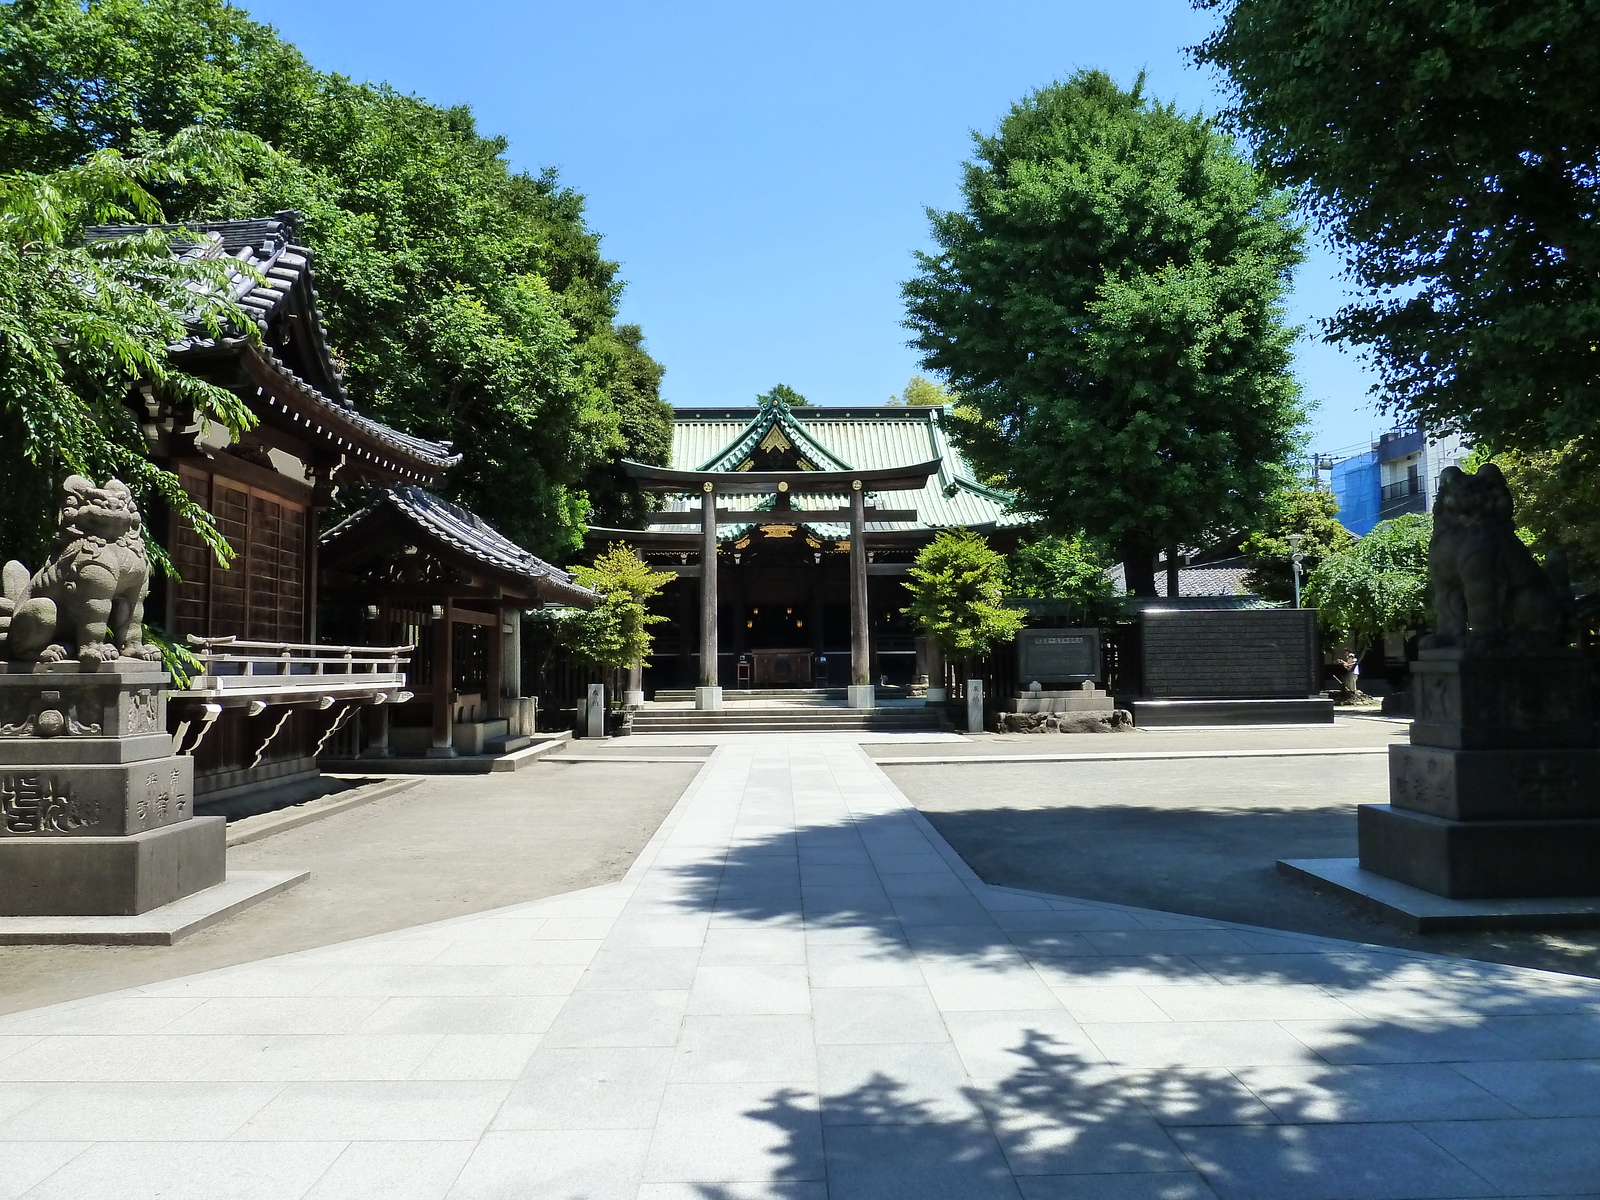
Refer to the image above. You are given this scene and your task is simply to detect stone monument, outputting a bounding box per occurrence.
[0,476,223,916]
[1359,463,1599,898]
[995,628,1131,733]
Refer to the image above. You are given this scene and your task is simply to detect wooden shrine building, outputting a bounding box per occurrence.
[586,394,1030,706]
[87,212,591,798]
[319,486,596,757]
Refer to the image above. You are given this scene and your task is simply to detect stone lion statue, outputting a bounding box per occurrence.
[1427,462,1567,649]
[0,476,161,664]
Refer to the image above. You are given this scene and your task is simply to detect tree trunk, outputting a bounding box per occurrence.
[1120,538,1158,598]
[1165,544,1180,599]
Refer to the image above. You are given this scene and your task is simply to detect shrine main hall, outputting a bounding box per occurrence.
[587,395,1028,708]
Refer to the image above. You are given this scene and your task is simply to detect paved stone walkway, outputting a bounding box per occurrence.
[2,739,1599,1198]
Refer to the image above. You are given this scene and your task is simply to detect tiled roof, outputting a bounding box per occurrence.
[644,401,1032,539]
[1107,561,1266,602]
[84,213,459,477]
[323,486,598,607]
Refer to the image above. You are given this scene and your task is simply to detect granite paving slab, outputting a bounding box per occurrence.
[0,738,1597,1197]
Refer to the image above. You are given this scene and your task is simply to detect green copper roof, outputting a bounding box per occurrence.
[652,397,1032,538]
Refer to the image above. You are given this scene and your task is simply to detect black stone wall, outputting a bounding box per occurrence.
[1140,609,1320,699]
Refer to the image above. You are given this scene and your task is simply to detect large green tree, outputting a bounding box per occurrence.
[904,71,1305,596]
[1196,0,1600,451]
[1007,534,1122,622]
[0,0,669,560]
[0,129,260,568]
[756,383,808,407]
[1240,485,1355,605]
[1474,439,1600,592]
[1304,513,1433,660]
[887,374,955,407]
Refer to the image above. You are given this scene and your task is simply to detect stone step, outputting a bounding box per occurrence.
[483,733,534,755]
[652,688,845,702]
[629,708,945,734]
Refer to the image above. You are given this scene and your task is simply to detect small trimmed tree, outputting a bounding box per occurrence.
[568,544,677,675]
[1304,514,1431,697]
[902,530,1025,674]
[1241,486,1355,605]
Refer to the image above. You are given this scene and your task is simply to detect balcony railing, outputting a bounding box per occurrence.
[1380,477,1421,503]
[168,637,415,760]
[171,636,412,706]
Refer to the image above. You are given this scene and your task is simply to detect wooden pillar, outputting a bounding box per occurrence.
[848,483,873,706]
[698,484,721,704]
[485,607,504,720]
[428,599,456,757]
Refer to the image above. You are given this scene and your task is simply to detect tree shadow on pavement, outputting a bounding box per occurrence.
[662,810,1600,1197]
[917,802,1600,980]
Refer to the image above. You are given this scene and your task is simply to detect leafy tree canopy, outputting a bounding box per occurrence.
[902,529,1025,661]
[1196,0,1600,451]
[888,375,954,407]
[1304,513,1432,653]
[0,0,669,561]
[1470,439,1600,592]
[1007,534,1123,622]
[0,128,263,568]
[904,70,1306,596]
[757,382,808,407]
[1241,485,1355,605]
[567,543,676,671]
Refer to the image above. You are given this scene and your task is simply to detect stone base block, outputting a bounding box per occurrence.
[0,755,194,837]
[0,869,308,945]
[0,816,226,916]
[1005,695,1113,714]
[996,710,1132,734]
[1279,857,1600,932]
[1410,648,1594,750]
[1129,698,1334,727]
[847,685,876,711]
[695,686,724,712]
[1358,803,1600,899]
[1390,743,1600,821]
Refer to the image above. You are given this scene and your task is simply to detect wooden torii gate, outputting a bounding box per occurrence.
[621,459,940,709]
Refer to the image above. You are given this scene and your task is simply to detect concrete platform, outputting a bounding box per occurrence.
[1280,856,1600,932]
[320,733,570,775]
[0,869,309,945]
[1131,697,1335,726]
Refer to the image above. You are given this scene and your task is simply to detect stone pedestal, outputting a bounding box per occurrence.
[1358,648,1600,899]
[846,684,876,711]
[0,661,224,917]
[1004,682,1113,714]
[695,686,724,712]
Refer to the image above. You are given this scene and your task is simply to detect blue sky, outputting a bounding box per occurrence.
[250,0,1389,458]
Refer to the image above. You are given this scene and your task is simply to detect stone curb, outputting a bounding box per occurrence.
[225,776,424,847]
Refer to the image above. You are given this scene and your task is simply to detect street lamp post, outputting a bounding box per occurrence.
[1288,533,1304,608]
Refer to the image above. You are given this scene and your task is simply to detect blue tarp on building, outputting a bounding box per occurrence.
[1332,450,1380,536]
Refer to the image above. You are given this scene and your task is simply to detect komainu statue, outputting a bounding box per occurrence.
[1427,462,1567,649]
[0,476,161,664]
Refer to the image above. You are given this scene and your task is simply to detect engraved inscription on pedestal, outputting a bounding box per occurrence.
[0,772,99,834]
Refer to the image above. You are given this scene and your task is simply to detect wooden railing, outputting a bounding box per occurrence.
[171,636,412,702]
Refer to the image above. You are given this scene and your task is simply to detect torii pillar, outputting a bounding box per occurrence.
[847,481,874,710]
[696,482,722,711]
